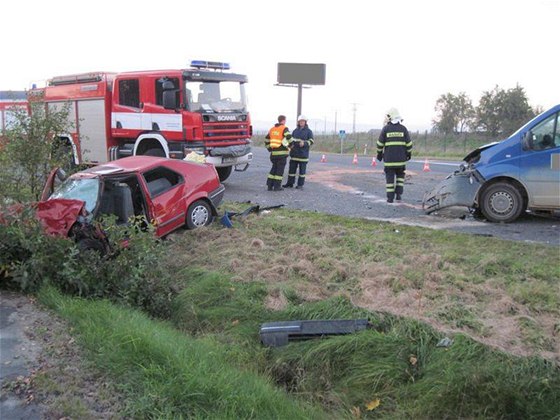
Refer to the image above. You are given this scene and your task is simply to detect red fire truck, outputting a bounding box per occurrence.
[30,61,252,181]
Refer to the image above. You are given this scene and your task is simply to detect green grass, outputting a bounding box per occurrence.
[38,286,329,419]
[7,200,559,418]
[38,271,560,419]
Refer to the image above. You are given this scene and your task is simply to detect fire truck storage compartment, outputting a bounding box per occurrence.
[47,99,108,163]
[78,99,108,163]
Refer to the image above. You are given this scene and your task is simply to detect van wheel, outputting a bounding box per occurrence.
[186,200,213,229]
[480,182,525,223]
[216,166,232,182]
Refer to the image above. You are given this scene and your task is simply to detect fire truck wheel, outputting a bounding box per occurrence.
[186,200,213,229]
[216,166,232,181]
[145,148,166,157]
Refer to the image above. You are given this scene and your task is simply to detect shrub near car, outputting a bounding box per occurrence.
[42,156,224,238]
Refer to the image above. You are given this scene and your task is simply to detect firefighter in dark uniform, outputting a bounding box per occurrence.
[283,115,314,189]
[265,115,292,191]
[376,108,413,203]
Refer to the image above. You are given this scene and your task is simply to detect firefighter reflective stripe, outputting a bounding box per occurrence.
[384,161,407,167]
[268,174,283,180]
[384,141,407,146]
[396,177,404,187]
[291,157,309,162]
[271,149,289,156]
[386,185,395,192]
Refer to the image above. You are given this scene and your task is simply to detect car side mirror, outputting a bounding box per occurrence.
[522,131,534,151]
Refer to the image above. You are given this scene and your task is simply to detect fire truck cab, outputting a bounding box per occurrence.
[36,61,252,181]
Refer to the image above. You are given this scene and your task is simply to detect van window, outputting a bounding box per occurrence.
[119,79,140,108]
[530,113,559,150]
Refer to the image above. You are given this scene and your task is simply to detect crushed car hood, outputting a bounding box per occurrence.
[36,199,85,237]
[463,141,500,164]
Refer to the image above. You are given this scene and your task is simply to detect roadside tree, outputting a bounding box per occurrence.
[432,92,474,135]
[475,85,534,137]
[0,97,74,202]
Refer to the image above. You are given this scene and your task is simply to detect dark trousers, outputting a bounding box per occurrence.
[384,167,405,200]
[267,155,287,188]
[286,159,308,187]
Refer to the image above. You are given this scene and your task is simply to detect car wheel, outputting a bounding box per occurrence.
[145,148,166,157]
[216,166,232,182]
[480,182,525,223]
[186,200,213,229]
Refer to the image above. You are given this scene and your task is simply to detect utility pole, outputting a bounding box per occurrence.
[334,110,338,134]
[351,103,358,134]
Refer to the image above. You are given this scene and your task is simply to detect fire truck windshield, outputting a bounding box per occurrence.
[185,81,247,113]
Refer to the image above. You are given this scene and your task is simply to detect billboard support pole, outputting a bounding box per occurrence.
[297,84,303,120]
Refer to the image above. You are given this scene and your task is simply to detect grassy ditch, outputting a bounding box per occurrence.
[172,203,560,362]
[3,203,559,418]
[37,270,560,419]
[37,286,328,419]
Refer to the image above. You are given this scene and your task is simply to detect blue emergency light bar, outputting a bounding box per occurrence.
[190,60,230,70]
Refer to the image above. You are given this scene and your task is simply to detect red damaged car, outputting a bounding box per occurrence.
[39,156,224,244]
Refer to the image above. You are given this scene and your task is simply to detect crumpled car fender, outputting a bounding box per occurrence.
[36,199,85,237]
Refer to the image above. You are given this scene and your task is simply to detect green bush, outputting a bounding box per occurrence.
[0,211,175,319]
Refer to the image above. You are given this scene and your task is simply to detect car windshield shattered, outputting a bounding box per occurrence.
[186,80,247,113]
[49,178,100,214]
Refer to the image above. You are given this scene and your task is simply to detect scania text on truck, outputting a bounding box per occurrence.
[29,61,252,181]
[423,104,560,222]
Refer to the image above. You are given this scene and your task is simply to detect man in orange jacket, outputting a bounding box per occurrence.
[265,115,292,191]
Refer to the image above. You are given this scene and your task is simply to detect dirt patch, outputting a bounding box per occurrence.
[0,291,124,419]
[353,276,560,363]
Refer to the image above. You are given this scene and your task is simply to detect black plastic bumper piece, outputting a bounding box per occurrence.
[260,319,369,347]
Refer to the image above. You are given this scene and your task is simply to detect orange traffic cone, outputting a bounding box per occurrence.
[352,153,358,164]
[320,154,327,163]
[423,158,431,172]
[371,157,377,167]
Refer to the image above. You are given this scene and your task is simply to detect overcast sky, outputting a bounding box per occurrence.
[1,0,557,132]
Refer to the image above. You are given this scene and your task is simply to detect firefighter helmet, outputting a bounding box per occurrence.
[297,115,307,122]
[386,108,402,123]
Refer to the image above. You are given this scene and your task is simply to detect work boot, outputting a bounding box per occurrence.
[282,184,293,188]
[396,194,402,201]
[267,186,273,191]
[387,199,394,203]
[273,186,284,191]
[295,185,304,190]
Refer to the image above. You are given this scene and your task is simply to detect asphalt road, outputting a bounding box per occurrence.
[223,147,560,246]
